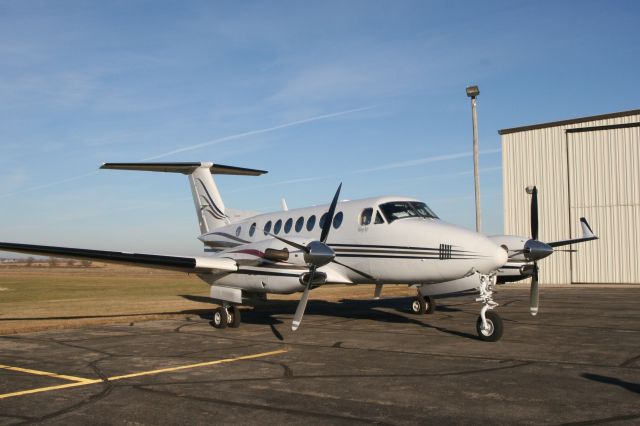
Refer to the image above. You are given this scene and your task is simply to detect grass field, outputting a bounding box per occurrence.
[0,263,413,334]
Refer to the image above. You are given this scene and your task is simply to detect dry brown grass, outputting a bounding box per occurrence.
[0,263,413,334]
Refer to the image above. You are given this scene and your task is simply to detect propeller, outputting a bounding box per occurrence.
[265,184,376,331]
[522,186,597,315]
[525,186,551,316]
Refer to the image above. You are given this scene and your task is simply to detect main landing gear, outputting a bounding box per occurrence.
[410,293,436,315]
[213,305,241,329]
[475,273,503,342]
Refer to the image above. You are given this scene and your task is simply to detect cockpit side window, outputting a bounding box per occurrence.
[360,208,373,225]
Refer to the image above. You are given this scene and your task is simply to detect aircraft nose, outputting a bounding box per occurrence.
[493,243,508,269]
[476,237,508,274]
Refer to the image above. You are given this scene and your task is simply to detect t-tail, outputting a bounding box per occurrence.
[100,162,267,233]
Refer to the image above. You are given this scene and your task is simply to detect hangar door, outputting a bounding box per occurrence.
[567,123,640,284]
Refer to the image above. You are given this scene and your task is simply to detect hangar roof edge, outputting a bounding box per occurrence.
[498,108,640,135]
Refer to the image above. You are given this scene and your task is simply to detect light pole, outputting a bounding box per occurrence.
[466,85,481,233]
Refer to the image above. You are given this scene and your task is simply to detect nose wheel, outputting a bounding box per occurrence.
[476,310,503,341]
[411,294,435,315]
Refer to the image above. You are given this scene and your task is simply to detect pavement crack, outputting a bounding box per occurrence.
[15,381,113,425]
[619,353,640,368]
[133,385,391,424]
[558,412,640,425]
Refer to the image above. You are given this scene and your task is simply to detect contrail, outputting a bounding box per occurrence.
[0,171,99,199]
[353,148,501,174]
[0,106,374,198]
[143,105,376,161]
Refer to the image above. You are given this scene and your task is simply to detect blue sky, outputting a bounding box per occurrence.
[1,0,639,256]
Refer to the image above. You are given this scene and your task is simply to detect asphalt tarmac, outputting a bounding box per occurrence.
[1,287,639,425]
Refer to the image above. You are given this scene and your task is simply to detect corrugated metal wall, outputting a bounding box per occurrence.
[502,112,640,284]
[568,125,640,283]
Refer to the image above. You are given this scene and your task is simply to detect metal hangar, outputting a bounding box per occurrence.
[500,109,640,284]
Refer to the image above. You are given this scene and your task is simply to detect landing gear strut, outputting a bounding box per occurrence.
[411,293,435,315]
[475,273,503,342]
[213,305,242,329]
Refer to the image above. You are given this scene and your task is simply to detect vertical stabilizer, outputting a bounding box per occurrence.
[188,164,228,233]
[100,162,267,234]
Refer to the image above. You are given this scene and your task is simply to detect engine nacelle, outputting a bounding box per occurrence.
[217,237,312,267]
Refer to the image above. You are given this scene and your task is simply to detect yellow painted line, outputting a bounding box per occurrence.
[0,380,101,400]
[0,349,287,400]
[0,364,93,383]
[107,349,288,381]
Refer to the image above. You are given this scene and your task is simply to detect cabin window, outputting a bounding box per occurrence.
[274,219,282,234]
[333,211,344,229]
[374,211,385,224]
[306,215,316,231]
[295,217,304,232]
[249,222,256,237]
[284,218,293,233]
[235,226,242,237]
[360,208,373,225]
[264,221,272,235]
[319,212,328,229]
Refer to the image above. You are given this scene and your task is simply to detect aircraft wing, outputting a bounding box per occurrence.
[0,242,237,275]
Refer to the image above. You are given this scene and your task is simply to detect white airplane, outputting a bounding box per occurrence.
[489,186,597,315]
[0,162,509,341]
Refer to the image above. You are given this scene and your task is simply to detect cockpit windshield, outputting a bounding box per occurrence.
[379,201,439,223]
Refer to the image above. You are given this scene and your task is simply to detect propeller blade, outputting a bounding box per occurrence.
[530,186,539,240]
[332,259,377,281]
[292,267,315,331]
[530,261,539,316]
[264,232,309,253]
[320,183,342,244]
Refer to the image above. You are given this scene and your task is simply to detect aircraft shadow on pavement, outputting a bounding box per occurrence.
[179,295,480,341]
[582,373,640,395]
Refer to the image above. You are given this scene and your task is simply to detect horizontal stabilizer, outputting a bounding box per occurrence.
[0,242,237,274]
[548,217,598,248]
[100,162,267,176]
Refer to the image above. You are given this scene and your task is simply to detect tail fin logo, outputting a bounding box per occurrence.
[196,178,227,220]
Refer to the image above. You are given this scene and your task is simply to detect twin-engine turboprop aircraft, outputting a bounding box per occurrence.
[0,162,510,341]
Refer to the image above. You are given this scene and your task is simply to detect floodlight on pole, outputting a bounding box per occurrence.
[466,85,481,233]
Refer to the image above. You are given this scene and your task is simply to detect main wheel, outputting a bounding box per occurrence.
[213,307,228,329]
[476,311,503,342]
[228,306,241,328]
[425,296,436,314]
[411,297,426,314]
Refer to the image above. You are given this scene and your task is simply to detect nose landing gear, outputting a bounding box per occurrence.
[475,273,502,341]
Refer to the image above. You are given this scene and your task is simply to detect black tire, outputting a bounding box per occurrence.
[476,311,503,342]
[425,296,436,314]
[411,297,426,315]
[213,307,228,329]
[228,306,241,328]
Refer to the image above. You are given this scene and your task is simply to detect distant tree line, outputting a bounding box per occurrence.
[21,257,92,268]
